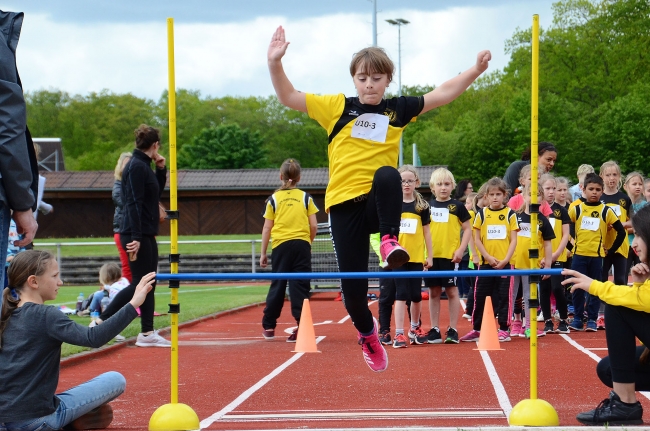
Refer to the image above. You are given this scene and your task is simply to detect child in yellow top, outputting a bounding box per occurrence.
[509,185,554,339]
[562,204,650,426]
[267,25,491,372]
[567,173,626,332]
[419,168,471,345]
[260,159,319,342]
[391,165,432,349]
[460,178,519,343]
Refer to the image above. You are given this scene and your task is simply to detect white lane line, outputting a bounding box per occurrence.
[199,335,326,429]
[479,350,512,420]
[560,334,650,401]
[283,321,334,335]
[336,300,377,324]
[586,348,608,351]
[221,410,505,420]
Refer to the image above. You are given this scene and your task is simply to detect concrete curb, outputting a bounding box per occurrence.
[60,301,264,368]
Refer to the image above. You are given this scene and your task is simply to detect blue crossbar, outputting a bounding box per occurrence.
[157,268,563,281]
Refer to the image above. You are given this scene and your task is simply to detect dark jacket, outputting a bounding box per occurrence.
[120,150,166,240]
[112,179,123,233]
[0,10,38,212]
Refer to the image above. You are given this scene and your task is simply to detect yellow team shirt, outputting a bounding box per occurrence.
[262,188,319,248]
[473,206,519,265]
[549,202,571,263]
[306,93,423,211]
[602,191,632,258]
[590,278,650,312]
[398,200,430,264]
[568,201,619,257]
[512,211,555,269]
[429,198,471,259]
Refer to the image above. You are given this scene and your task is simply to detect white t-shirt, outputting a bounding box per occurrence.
[104,277,130,300]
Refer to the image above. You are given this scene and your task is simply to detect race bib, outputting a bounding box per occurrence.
[549,217,556,229]
[486,225,507,240]
[580,216,599,232]
[400,218,417,234]
[518,222,531,238]
[350,113,389,143]
[431,207,450,223]
[609,205,622,217]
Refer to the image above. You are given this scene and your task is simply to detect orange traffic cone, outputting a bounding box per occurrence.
[474,297,503,351]
[292,299,320,353]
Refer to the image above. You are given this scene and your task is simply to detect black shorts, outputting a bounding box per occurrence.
[394,262,423,302]
[424,258,456,288]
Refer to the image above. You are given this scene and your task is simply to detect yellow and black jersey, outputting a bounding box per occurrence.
[262,188,319,248]
[568,201,619,257]
[473,206,519,265]
[513,212,556,269]
[306,93,424,211]
[548,202,571,263]
[398,200,430,263]
[429,198,471,259]
[601,191,632,257]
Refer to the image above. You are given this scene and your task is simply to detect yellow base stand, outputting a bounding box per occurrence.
[149,403,200,431]
[509,398,559,426]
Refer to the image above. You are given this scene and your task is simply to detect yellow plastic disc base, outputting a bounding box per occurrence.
[149,403,200,431]
[509,398,559,426]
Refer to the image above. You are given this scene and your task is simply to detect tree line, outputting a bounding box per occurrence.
[26,0,650,185]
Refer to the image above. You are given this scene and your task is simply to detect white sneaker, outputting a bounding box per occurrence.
[114,334,126,342]
[135,331,171,347]
[537,312,545,322]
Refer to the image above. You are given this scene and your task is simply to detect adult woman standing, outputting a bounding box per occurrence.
[112,152,132,283]
[503,142,557,195]
[97,125,169,347]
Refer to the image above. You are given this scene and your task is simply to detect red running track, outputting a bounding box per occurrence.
[58,294,649,429]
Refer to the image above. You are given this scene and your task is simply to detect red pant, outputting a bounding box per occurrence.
[114,233,132,282]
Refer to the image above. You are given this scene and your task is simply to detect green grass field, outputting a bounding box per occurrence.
[55,283,268,357]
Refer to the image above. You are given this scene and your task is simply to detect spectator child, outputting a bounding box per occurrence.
[0,250,156,430]
[567,173,626,331]
[462,186,487,320]
[569,164,595,202]
[539,174,571,333]
[509,185,554,339]
[418,168,471,345]
[644,178,650,204]
[599,161,633,328]
[267,25,491,371]
[391,165,432,348]
[623,172,646,276]
[508,164,552,216]
[260,159,319,342]
[88,263,130,314]
[460,177,519,342]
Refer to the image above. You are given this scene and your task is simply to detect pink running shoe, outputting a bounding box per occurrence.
[357,318,388,372]
[510,320,524,338]
[459,329,481,342]
[498,330,511,342]
[379,235,410,269]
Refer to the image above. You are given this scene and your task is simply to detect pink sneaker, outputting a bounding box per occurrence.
[498,330,511,342]
[357,318,388,372]
[510,320,524,338]
[379,235,410,269]
[459,329,481,342]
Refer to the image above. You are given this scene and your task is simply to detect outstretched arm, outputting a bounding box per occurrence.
[421,50,491,114]
[268,26,307,113]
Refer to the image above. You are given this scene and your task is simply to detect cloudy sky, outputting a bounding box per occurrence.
[9,0,555,101]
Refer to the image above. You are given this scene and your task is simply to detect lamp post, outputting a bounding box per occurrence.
[386,18,409,166]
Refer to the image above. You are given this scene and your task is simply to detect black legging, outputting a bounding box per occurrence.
[604,303,650,384]
[329,166,402,334]
[597,346,650,391]
[540,261,568,320]
[100,234,157,333]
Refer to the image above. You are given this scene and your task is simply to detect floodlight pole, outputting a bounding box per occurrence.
[386,18,409,166]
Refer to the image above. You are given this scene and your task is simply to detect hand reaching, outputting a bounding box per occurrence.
[268,26,290,62]
[476,50,492,73]
[129,272,156,309]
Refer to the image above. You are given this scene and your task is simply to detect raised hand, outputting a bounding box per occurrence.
[268,26,290,62]
[476,50,492,73]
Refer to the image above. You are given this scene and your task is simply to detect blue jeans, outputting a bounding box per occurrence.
[0,372,126,431]
[571,254,603,322]
[0,202,10,290]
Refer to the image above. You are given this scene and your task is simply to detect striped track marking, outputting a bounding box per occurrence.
[220,409,505,422]
[199,335,326,429]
